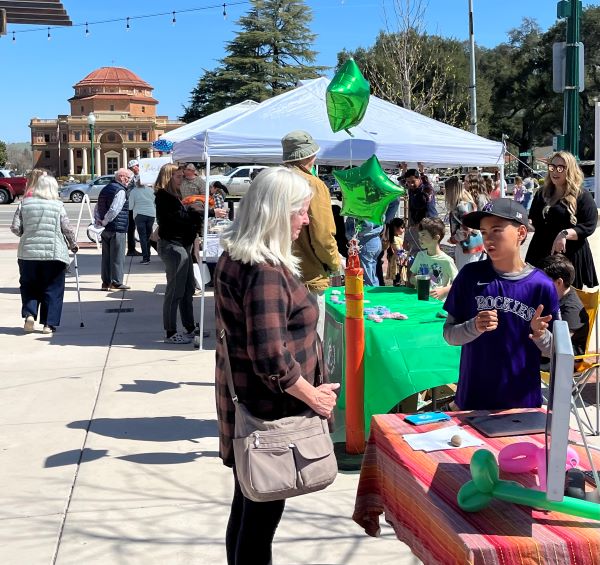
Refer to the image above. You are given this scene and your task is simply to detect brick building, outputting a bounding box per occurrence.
[30,66,183,177]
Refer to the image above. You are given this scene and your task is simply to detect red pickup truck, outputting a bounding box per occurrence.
[0,169,27,204]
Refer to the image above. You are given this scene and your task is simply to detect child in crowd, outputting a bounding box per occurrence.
[409,217,458,299]
[513,176,525,203]
[209,181,228,209]
[386,218,408,286]
[540,254,589,357]
[443,199,559,410]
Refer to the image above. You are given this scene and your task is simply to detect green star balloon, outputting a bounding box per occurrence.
[326,58,370,134]
[334,155,405,225]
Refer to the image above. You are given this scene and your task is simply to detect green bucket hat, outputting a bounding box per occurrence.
[281,130,320,163]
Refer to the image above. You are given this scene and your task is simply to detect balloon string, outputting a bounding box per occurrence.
[349,137,353,168]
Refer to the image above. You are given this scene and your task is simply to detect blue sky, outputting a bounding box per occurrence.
[0,0,594,142]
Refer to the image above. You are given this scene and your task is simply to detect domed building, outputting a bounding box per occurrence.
[30,67,183,177]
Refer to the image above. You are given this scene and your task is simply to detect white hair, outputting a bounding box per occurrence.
[32,175,60,200]
[220,167,312,276]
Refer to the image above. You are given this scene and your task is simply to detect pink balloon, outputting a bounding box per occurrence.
[498,441,580,490]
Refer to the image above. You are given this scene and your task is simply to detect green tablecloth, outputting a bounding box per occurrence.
[324,286,460,435]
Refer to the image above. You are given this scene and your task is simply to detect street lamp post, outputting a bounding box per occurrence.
[468,0,478,135]
[87,112,96,180]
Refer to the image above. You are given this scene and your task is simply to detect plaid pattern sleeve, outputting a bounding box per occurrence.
[214,253,319,467]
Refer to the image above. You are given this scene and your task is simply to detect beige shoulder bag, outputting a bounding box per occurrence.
[219,329,338,502]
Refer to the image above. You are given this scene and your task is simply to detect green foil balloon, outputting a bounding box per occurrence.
[326,58,371,134]
[458,449,600,521]
[334,155,405,225]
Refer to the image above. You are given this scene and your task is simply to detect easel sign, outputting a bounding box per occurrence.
[74,194,100,249]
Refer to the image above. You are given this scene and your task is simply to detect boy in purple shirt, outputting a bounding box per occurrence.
[443,199,560,410]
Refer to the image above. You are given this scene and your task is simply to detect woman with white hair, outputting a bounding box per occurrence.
[11,175,78,333]
[214,167,339,565]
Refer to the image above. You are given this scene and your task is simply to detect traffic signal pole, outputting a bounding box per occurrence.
[558,0,582,158]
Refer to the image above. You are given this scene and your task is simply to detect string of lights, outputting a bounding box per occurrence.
[7,1,249,42]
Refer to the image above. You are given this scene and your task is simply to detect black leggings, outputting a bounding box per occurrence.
[225,468,285,565]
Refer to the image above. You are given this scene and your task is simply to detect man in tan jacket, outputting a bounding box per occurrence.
[282,130,340,336]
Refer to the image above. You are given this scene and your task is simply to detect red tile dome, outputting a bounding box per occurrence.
[74,67,152,90]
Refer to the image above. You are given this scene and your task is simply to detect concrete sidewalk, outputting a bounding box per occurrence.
[0,247,413,564]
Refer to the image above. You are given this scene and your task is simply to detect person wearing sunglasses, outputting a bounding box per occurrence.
[525,151,598,289]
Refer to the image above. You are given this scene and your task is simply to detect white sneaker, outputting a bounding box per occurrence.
[24,315,35,333]
[164,333,192,344]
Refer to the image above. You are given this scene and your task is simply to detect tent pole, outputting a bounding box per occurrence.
[499,163,506,199]
[199,153,211,350]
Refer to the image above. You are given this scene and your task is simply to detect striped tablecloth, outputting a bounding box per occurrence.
[353,412,600,565]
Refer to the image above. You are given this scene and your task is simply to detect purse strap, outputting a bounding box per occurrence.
[218,326,324,402]
[218,328,239,404]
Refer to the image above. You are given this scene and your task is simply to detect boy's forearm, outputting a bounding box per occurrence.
[443,314,482,346]
[436,285,451,299]
[533,329,552,357]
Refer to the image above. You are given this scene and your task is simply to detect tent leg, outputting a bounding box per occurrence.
[199,155,211,351]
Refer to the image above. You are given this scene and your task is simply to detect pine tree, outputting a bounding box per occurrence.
[0,141,7,168]
[182,0,325,121]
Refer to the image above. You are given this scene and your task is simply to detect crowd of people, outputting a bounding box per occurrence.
[10,158,228,339]
[9,131,599,565]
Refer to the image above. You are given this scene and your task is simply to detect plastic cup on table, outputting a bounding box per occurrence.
[416,275,431,301]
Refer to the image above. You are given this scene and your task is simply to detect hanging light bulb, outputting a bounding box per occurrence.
[172,11,176,25]
[47,27,51,41]
[85,22,89,36]
[223,3,227,19]
[126,17,130,31]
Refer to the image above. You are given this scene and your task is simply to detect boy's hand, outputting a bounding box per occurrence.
[430,286,449,300]
[475,309,498,333]
[529,304,552,340]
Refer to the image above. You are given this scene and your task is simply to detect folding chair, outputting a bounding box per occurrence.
[542,288,600,435]
[571,287,600,435]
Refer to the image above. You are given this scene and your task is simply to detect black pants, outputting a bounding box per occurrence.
[225,469,285,565]
[134,214,154,262]
[18,259,66,326]
[127,210,137,253]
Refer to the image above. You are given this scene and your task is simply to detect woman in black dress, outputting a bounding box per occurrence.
[526,151,598,289]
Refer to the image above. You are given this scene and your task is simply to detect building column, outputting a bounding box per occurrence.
[135,147,141,160]
[82,147,88,175]
[122,148,127,168]
[68,148,74,175]
[147,147,153,158]
[96,146,102,176]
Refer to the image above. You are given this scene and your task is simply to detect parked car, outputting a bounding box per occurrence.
[59,174,114,203]
[208,165,268,197]
[0,169,27,204]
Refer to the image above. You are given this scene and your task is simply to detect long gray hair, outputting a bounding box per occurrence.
[220,167,312,276]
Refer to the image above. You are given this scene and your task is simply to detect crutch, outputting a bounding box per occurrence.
[72,251,84,328]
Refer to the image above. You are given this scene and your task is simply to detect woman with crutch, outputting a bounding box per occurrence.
[11,175,78,333]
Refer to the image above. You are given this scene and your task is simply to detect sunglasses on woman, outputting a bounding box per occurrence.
[548,164,566,173]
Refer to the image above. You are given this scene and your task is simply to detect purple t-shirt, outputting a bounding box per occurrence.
[444,260,559,410]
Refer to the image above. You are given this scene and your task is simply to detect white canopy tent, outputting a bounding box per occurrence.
[173,77,504,167]
[169,78,505,348]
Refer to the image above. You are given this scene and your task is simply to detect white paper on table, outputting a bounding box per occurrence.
[402,424,484,452]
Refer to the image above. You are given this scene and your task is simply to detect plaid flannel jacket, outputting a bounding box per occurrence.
[214,252,319,467]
